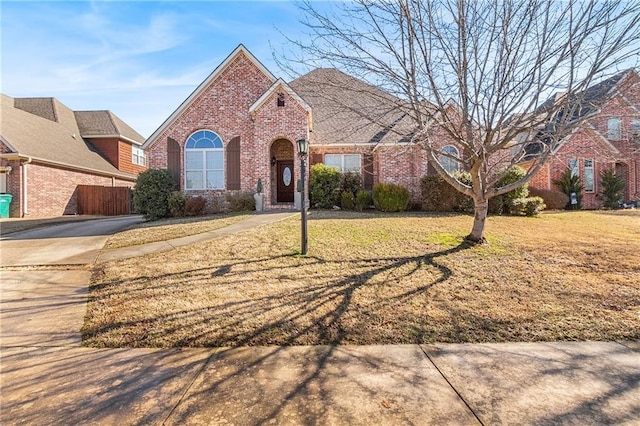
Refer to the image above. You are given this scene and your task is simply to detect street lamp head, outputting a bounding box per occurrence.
[296,138,309,157]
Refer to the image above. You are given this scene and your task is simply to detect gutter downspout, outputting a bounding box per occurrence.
[22,157,31,216]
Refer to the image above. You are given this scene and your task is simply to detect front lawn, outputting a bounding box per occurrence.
[83,210,640,347]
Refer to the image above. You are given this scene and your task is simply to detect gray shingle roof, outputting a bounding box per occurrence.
[75,110,145,144]
[290,68,410,145]
[0,94,137,179]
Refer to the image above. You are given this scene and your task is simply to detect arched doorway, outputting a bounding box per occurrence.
[270,139,295,204]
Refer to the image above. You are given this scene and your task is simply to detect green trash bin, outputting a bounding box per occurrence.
[0,194,13,218]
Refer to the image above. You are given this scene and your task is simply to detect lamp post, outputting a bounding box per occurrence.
[296,138,309,255]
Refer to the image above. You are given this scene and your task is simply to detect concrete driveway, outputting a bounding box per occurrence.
[0,215,144,266]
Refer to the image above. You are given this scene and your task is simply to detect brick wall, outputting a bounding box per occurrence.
[147,51,309,208]
[529,77,640,208]
[11,162,134,218]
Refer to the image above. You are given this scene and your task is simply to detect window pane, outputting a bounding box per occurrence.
[584,170,594,191]
[324,154,342,171]
[186,151,203,169]
[206,150,223,169]
[608,118,621,140]
[186,171,203,189]
[569,159,578,177]
[441,145,460,174]
[344,154,361,172]
[206,170,224,189]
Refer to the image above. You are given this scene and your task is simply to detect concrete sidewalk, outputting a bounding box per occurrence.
[1,211,639,425]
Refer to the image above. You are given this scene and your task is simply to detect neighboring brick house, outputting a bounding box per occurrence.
[527,70,640,209]
[144,45,460,208]
[0,94,146,217]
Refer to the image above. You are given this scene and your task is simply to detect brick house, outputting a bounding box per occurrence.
[527,70,640,208]
[144,45,460,208]
[0,94,146,217]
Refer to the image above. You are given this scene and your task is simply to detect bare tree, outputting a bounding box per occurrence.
[280,0,640,243]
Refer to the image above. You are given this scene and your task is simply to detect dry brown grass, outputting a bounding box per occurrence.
[83,210,640,348]
[103,213,249,249]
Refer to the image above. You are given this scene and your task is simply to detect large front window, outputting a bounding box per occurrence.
[185,130,224,190]
[325,154,361,173]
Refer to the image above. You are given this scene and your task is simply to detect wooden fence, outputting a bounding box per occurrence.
[77,185,132,216]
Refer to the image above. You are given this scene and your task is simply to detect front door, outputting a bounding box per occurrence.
[276,161,294,203]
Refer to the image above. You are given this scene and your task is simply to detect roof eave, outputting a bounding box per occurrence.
[0,153,138,180]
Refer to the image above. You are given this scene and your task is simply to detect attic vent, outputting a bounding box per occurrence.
[277,92,285,107]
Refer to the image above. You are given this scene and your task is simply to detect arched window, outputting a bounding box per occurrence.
[185,130,224,190]
[440,145,460,174]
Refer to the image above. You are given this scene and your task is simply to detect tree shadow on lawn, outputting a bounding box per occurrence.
[84,241,473,349]
[83,241,477,423]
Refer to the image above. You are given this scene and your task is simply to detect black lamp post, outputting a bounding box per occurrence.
[296,138,309,255]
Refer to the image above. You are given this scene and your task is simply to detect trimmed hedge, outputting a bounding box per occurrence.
[373,183,411,212]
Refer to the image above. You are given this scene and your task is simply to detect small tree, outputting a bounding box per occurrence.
[600,168,625,209]
[133,169,175,220]
[553,169,583,210]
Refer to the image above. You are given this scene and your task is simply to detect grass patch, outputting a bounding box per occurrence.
[84,210,640,347]
[103,213,249,249]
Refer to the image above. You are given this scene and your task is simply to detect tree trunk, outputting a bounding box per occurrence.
[466,199,488,244]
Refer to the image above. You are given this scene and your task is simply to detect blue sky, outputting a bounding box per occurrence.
[1,1,311,137]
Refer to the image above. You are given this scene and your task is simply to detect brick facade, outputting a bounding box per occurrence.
[146,48,309,208]
[1,159,134,218]
[529,71,640,209]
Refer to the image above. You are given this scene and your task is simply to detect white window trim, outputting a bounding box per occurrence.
[132,146,145,166]
[607,117,621,140]
[584,159,595,193]
[184,130,225,190]
[324,153,362,173]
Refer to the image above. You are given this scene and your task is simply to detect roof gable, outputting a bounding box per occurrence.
[144,44,276,148]
[249,78,312,119]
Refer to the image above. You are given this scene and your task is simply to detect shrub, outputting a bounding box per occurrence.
[553,168,583,209]
[132,169,175,221]
[340,172,362,198]
[488,195,504,215]
[420,172,473,212]
[373,183,411,212]
[528,188,569,210]
[600,168,625,209]
[340,191,355,210]
[226,192,256,211]
[355,190,373,212]
[185,196,206,216]
[310,164,341,208]
[494,165,529,215]
[511,196,546,217]
[167,191,187,217]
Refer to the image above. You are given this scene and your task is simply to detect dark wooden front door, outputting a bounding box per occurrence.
[276,161,294,203]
